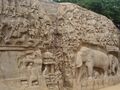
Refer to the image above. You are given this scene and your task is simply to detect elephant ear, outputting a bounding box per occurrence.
[75,51,83,68]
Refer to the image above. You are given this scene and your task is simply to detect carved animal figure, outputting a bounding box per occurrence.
[75,47,110,80]
[108,54,119,75]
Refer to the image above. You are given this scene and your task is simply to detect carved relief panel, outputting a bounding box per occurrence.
[0,0,120,90]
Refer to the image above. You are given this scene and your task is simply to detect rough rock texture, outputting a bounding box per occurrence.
[0,0,119,90]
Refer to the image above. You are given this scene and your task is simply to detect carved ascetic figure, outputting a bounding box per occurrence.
[27,62,39,86]
[108,54,119,75]
[75,47,110,81]
[28,49,43,86]
[33,49,43,75]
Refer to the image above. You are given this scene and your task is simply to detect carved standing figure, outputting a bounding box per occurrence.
[27,62,38,86]
[108,54,119,75]
[33,49,43,75]
[28,49,43,86]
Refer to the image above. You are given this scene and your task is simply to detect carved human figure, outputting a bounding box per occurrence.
[93,70,100,79]
[43,65,49,77]
[27,62,38,86]
[108,54,119,75]
[75,47,110,80]
[33,49,43,75]
[18,49,43,86]
[28,49,43,86]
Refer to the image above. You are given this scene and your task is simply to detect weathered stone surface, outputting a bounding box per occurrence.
[0,0,119,90]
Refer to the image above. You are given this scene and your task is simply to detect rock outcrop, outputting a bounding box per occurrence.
[0,0,119,90]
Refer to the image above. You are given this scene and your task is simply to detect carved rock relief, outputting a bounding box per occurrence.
[0,0,120,90]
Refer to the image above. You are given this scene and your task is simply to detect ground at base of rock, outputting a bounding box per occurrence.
[99,84,120,90]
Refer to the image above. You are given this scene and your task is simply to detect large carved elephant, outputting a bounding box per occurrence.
[75,47,110,81]
[108,54,119,75]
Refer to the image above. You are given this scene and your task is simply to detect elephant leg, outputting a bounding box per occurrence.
[104,66,108,77]
[77,70,81,84]
[86,62,93,79]
[75,68,80,84]
[104,70,108,77]
[73,68,82,90]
